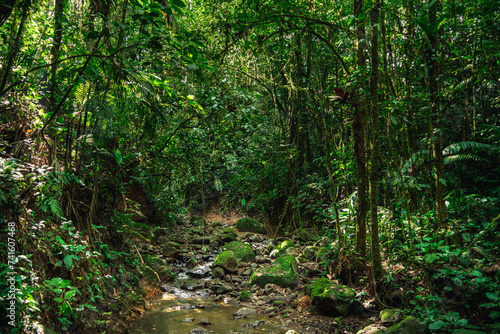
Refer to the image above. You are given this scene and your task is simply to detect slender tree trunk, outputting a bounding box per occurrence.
[0,4,29,93]
[428,0,447,228]
[49,0,65,111]
[369,0,383,280]
[354,0,368,258]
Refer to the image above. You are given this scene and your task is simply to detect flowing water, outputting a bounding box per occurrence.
[129,272,287,334]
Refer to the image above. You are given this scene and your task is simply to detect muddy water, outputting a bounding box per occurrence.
[129,278,287,334]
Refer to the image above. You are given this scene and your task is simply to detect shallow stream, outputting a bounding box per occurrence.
[129,266,287,334]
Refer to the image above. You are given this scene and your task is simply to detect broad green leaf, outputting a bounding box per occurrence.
[425,253,439,264]
[54,288,62,294]
[64,254,74,270]
[486,292,500,302]
[471,270,482,277]
[56,235,66,246]
[53,297,63,303]
[64,290,76,300]
[115,149,123,165]
[429,320,449,330]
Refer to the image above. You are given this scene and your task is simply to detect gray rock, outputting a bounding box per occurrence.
[197,318,211,325]
[190,327,208,334]
[234,307,257,318]
[187,265,211,278]
[211,266,225,279]
[193,237,212,244]
[356,324,385,334]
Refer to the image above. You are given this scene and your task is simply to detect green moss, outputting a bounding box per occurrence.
[235,217,267,234]
[384,316,425,334]
[142,254,166,268]
[273,240,296,257]
[213,250,239,272]
[248,255,298,287]
[239,290,252,301]
[222,241,255,262]
[309,278,357,316]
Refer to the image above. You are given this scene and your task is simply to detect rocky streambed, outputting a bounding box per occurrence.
[128,216,428,334]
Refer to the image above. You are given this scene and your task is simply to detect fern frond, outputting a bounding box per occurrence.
[444,154,489,165]
[443,141,493,156]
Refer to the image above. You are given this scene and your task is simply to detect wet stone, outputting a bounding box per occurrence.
[234,307,257,318]
[197,318,211,325]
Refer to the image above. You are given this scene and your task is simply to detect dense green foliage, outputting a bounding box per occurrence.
[0,0,499,332]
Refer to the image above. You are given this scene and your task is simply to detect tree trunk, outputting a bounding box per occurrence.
[354,0,368,258]
[428,0,447,228]
[369,0,383,280]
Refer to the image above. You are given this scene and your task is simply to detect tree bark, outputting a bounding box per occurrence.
[369,0,383,280]
[354,0,368,258]
[428,0,447,228]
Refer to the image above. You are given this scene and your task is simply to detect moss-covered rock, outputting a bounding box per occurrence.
[222,241,255,262]
[220,228,238,242]
[213,250,239,272]
[356,324,385,334]
[271,240,296,258]
[141,254,175,282]
[239,290,252,302]
[384,316,425,334]
[142,254,166,268]
[309,278,358,316]
[248,255,298,288]
[380,308,402,325]
[235,217,266,234]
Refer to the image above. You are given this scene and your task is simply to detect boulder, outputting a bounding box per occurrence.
[222,241,255,262]
[249,255,298,288]
[212,250,239,272]
[235,217,266,234]
[309,278,358,316]
[270,240,296,258]
[141,255,175,282]
[385,316,425,334]
[380,308,402,325]
[220,228,238,242]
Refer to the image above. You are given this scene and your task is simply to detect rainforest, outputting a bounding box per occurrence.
[0,0,499,333]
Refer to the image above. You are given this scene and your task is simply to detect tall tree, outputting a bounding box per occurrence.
[354,0,368,258]
[369,0,383,279]
[426,0,447,228]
